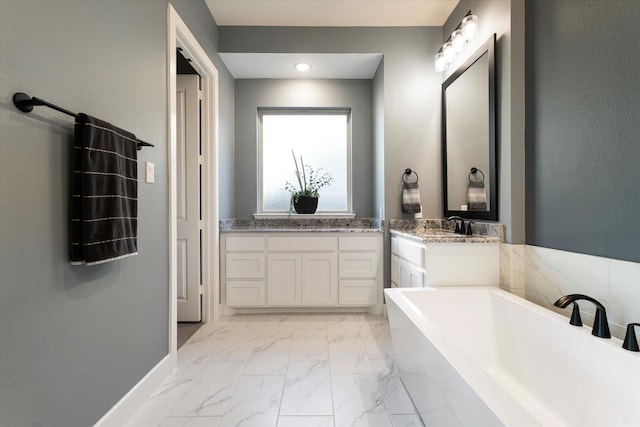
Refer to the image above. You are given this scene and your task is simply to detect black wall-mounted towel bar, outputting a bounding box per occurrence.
[12,92,154,150]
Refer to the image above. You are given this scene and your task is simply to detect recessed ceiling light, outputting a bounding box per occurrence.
[295,63,311,72]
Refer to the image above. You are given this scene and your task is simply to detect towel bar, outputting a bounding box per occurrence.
[12,92,154,150]
[402,168,419,183]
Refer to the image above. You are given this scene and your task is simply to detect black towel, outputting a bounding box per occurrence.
[71,114,138,265]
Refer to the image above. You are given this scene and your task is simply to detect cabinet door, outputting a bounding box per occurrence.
[302,253,338,306]
[397,258,425,288]
[267,253,301,306]
[391,254,399,284]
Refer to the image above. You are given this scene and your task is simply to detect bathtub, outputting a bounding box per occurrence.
[385,287,640,427]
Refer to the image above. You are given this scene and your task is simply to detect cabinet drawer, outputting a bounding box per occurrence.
[339,280,377,306]
[396,238,425,268]
[391,236,399,255]
[226,281,265,306]
[268,236,337,252]
[226,235,265,252]
[226,253,265,279]
[339,252,377,278]
[339,235,378,251]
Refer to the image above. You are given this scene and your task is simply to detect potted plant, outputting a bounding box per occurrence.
[284,150,333,214]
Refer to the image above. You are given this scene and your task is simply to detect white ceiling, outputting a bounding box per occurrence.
[206,0,458,79]
[205,0,459,27]
[220,53,384,79]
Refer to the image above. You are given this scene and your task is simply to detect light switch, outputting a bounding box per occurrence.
[145,162,155,184]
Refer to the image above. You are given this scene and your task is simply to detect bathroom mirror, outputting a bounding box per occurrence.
[442,34,497,221]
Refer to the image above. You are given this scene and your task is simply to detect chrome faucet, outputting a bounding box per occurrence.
[446,216,466,234]
[553,294,611,338]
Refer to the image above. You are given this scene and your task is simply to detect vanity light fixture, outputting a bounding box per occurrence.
[452,29,465,52]
[434,50,447,72]
[435,11,478,72]
[295,63,311,72]
[442,41,456,63]
[462,13,478,40]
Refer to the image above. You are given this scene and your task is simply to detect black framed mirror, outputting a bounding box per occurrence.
[442,34,496,221]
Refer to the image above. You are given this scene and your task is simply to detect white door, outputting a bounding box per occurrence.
[302,253,337,306]
[177,74,201,322]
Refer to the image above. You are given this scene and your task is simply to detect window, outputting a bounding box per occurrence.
[258,109,352,214]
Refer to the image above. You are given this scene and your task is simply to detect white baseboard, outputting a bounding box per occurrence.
[94,354,172,427]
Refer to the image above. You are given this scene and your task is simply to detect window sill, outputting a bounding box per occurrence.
[253,213,356,219]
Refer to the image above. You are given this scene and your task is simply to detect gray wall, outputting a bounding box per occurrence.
[444,0,525,244]
[525,0,640,263]
[219,26,443,221]
[0,1,234,426]
[233,79,373,218]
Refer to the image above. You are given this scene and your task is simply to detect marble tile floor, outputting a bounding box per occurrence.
[127,313,424,427]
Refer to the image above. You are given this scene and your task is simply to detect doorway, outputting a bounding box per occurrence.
[168,4,220,366]
[176,49,203,346]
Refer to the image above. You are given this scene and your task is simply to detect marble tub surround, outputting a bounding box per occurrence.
[499,244,526,298]
[524,245,640,341]
[220,218,384,233]
[389,219,503,244]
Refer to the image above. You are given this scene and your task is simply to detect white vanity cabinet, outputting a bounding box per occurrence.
[221,232,382,312]
[391,234,499,288]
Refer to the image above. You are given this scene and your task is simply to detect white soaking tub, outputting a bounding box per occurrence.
[385,287,640,427]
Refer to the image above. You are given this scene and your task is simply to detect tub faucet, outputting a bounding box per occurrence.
[622,323,640,352]
[447,216,465,234]
[553,294,611,338]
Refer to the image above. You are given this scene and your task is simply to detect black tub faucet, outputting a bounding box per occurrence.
[622,323,640,352]
[553,294,611,338]
[446,216,465,234]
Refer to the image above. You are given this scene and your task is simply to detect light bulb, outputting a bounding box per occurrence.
[462,14,478,41]
[443,41,455,63]
[295,63,311,72]
[435,52,446,72]
[452,29,465,52]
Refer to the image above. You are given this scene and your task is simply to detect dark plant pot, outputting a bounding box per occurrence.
[293,195,318,214]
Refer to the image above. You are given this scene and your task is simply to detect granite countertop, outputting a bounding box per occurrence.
[219,218,384,233]
[389,218,504,244]
[222,227,382,233]
[390,228,501,244]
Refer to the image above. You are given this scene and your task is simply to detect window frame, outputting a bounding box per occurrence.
[257,108,353,216]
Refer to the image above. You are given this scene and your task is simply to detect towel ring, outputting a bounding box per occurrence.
[469,167,485,183]
[402,168,419,184]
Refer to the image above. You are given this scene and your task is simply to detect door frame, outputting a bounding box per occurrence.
[168,4,220,368]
